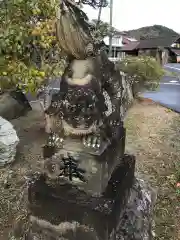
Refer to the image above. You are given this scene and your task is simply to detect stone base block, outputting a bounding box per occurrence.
[26,154,135,240]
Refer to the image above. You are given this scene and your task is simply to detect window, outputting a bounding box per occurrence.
[112,37,120,45]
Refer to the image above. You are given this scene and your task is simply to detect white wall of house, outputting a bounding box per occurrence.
[171,43,180,48]
[104,35,137,62]
[104,36,125,62]
[104,36,137,47]
[103,36,124,47]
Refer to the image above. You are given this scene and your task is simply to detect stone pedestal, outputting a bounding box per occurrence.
[27,154,135,240]
[22,120,138,240]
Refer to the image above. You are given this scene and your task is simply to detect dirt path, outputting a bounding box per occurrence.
[0,101,179,239]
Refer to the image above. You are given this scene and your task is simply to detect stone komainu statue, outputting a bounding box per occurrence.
[43,0,124,154]
[23,1,154,240]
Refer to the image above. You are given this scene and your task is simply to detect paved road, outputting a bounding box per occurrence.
[142,64,180,113]
[164,63,180,74]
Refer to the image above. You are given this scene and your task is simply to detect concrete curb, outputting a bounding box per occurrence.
[136,95,156,104]
[137,95,180,114]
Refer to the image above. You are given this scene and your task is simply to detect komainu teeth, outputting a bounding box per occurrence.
[62,121,96,136]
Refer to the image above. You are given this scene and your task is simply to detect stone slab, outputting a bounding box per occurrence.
[27,154,135,240]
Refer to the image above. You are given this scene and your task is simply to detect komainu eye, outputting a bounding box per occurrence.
[70,105,76,112]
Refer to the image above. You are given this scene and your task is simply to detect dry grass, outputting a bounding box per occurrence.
[0,100,180,239]
[0,111,46,239]
[125,100,180,240]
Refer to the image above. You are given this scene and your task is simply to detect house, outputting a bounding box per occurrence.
[120,35,180,64]
[170,49,180,63]
[103,32,137,62]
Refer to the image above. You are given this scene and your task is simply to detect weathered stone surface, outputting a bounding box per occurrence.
[0,117,19,166]
[116,178,157,240]
[119,71,134,119]
[28,218,100,240]
[26,154,135,240]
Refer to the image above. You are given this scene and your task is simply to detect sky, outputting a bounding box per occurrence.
[83,0,180,33]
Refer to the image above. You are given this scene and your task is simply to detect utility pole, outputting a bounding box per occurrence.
[97,4,102,23]
[108,0,113,57]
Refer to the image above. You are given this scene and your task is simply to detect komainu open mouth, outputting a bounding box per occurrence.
[62,120,97,136]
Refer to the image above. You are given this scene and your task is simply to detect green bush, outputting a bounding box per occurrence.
[117,56,165,96]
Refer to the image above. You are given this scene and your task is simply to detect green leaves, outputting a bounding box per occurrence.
[0,0,61,93]
[91,19,116,40]
[118,56,165,93]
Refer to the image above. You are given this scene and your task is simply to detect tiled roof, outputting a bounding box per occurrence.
[122,36,137,45]
[120,35,180,51]
[120,41,140,51]
[137,36,180,49]
[170,49,180,55]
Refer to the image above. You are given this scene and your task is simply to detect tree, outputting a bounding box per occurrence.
[91,19,116,41]
[0,0,66,93]
[0,0,110,93]
[117,56,165,96]
[79,0,108,8]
